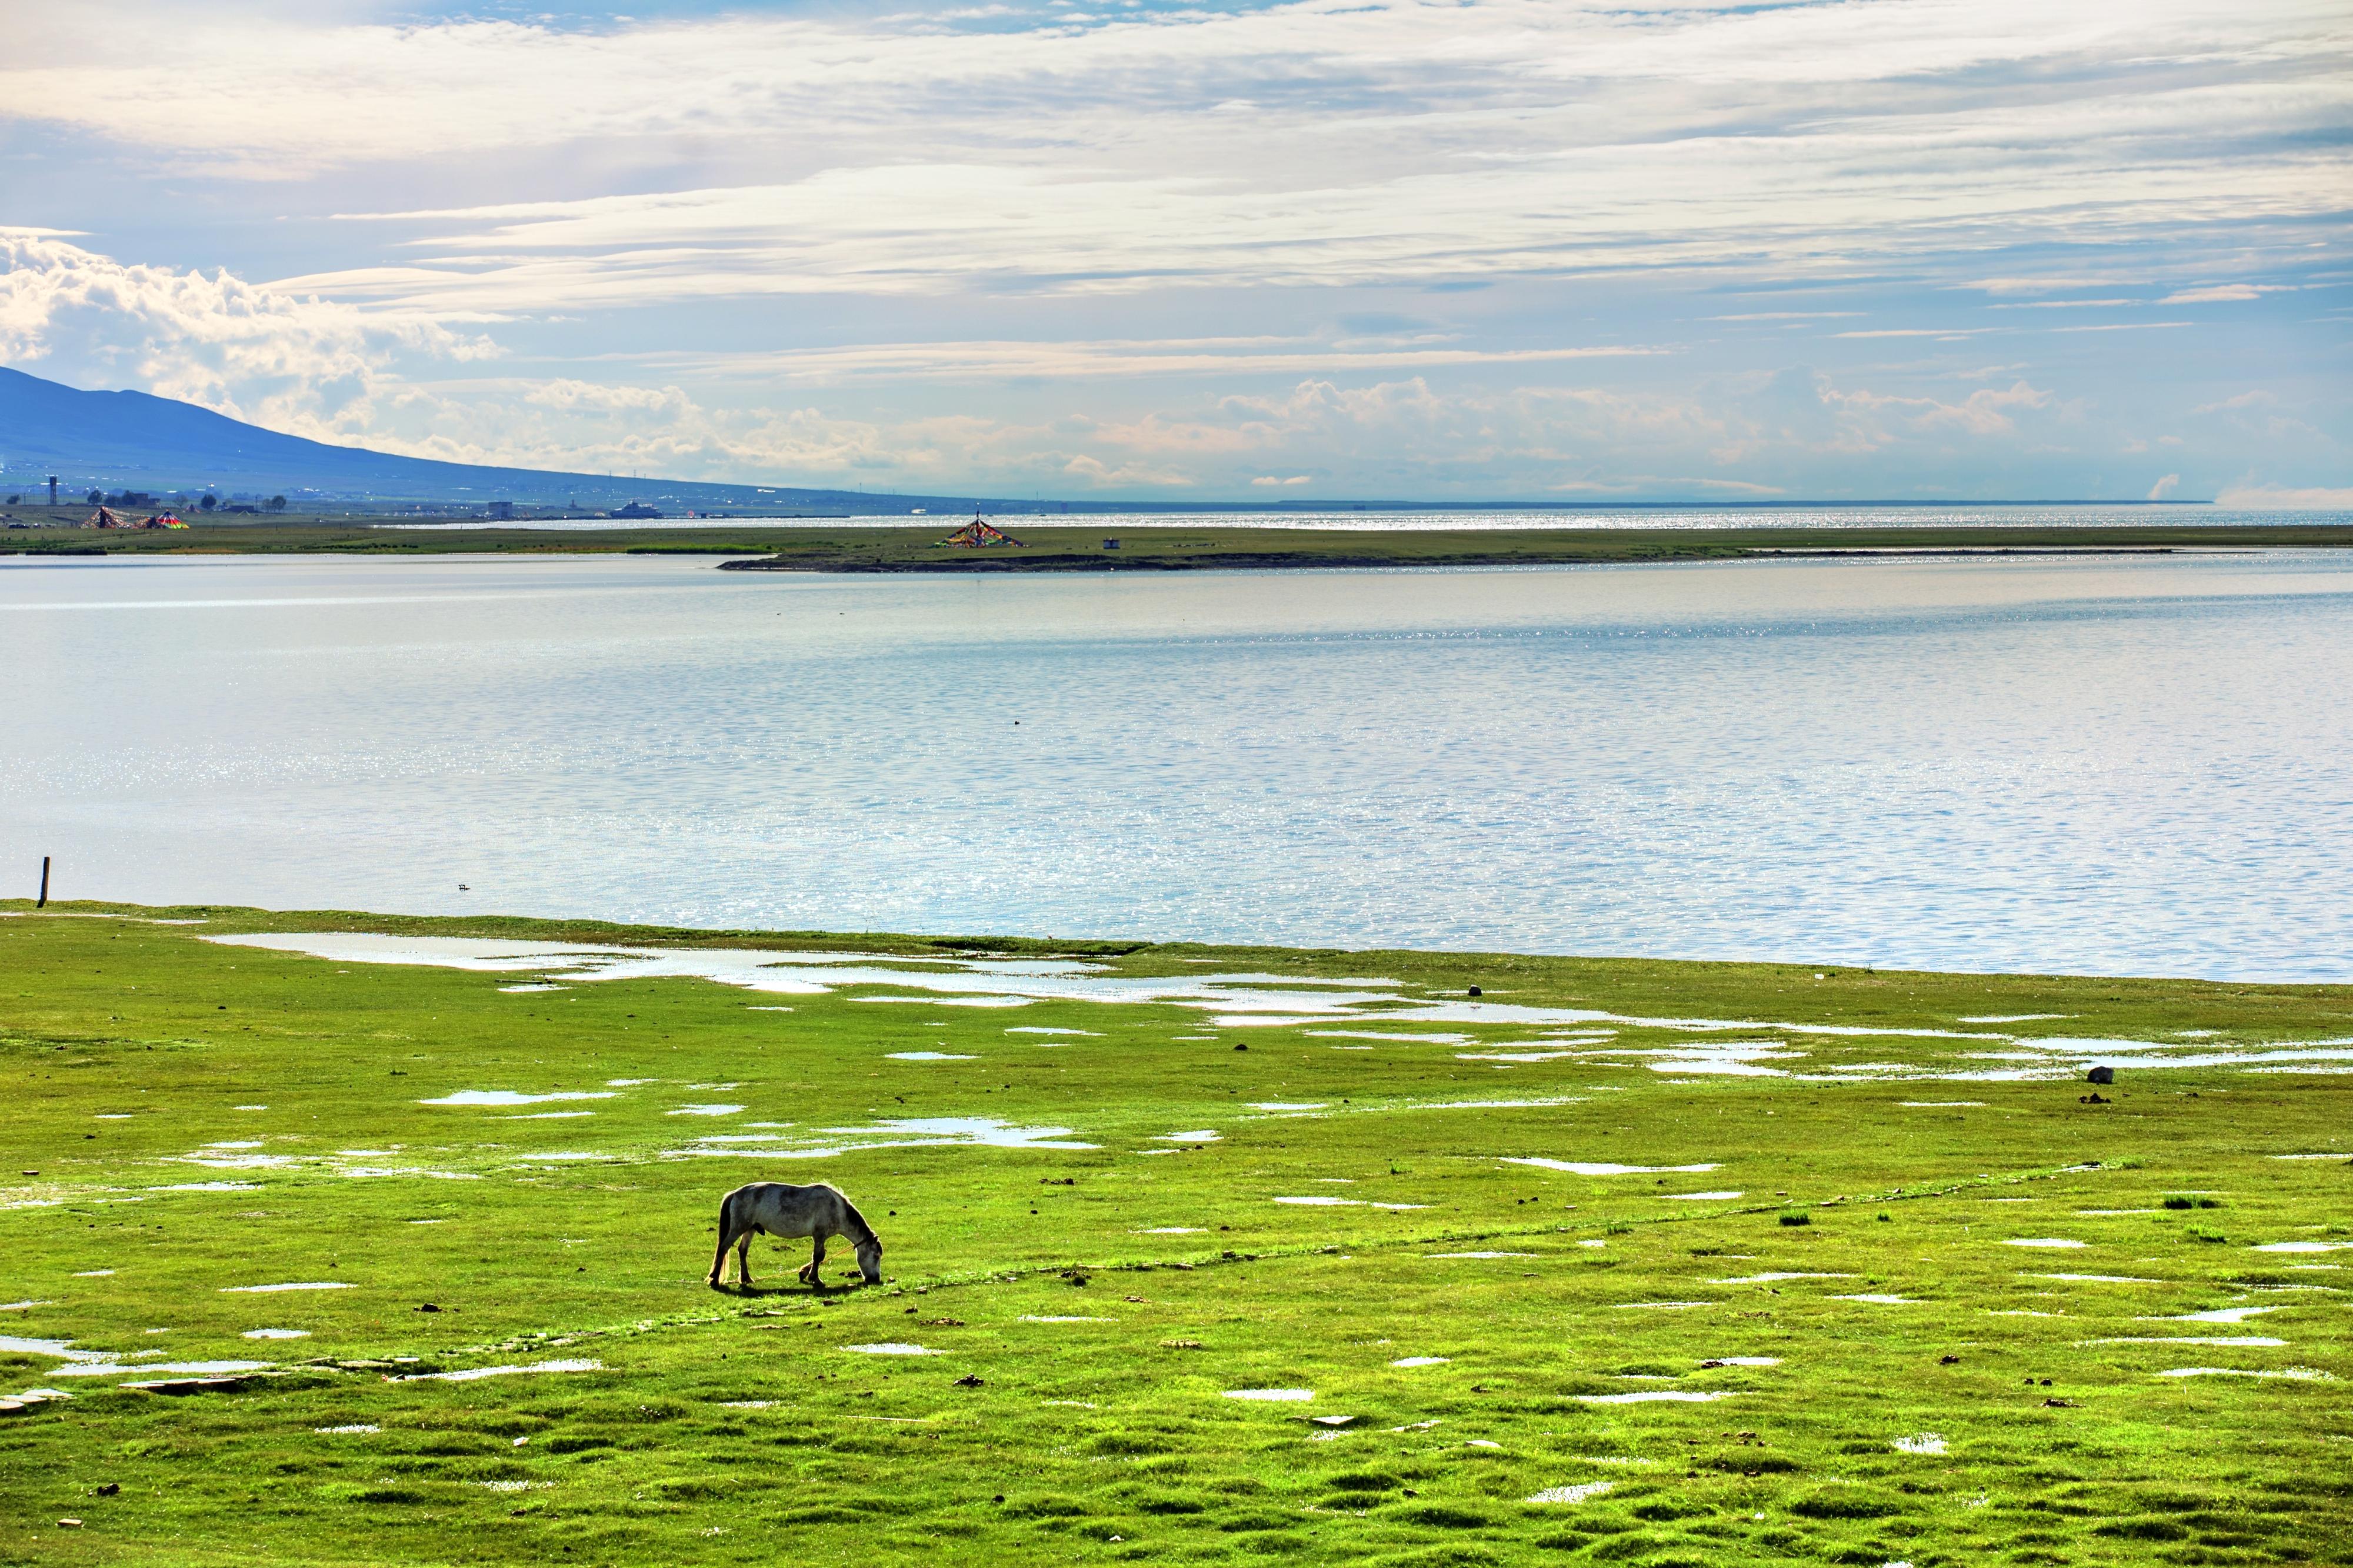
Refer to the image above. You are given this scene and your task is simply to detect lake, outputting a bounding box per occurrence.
[4,549,2348,981]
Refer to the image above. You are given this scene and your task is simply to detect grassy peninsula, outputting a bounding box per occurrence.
[4,514,2352,571]
[2,904,2348,1565]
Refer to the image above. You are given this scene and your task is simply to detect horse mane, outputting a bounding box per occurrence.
[828,1185,880,1245]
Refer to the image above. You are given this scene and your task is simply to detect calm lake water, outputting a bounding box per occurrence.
[4,549,2348,981]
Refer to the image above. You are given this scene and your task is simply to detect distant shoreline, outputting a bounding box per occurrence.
[4,518,2351,571]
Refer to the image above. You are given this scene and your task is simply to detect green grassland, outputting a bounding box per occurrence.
[2,903,2348,1566]
[4,515,2352,569]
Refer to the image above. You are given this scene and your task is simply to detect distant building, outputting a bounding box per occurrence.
[611,501,664,519]
[486,500,516,520]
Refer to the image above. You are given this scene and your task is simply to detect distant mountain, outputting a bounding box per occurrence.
[0,365,1037,514]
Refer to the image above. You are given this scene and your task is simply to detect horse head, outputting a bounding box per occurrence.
[854,1231,884,1285]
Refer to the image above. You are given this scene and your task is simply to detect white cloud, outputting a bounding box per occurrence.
[4,2,2341,310]
[247,364,2087,498]
[2193,389,2278,415]
[2147,473,2181,499]
[2214,483,2353,509]
[626,335,1663,385]
[0,235,493,439]
[2161,284,2295,303]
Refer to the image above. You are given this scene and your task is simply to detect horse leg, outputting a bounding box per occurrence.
[802,1234,828,1289]
[737,1230,754,1289]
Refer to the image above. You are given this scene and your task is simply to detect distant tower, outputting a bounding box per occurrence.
[48,475,58,505]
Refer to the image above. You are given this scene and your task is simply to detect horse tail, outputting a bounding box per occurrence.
[708,1189,738,1283]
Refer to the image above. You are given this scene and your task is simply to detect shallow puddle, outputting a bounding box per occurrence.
[215,932,2284,1082]
[672,1116,1096,1159]
[55,1359,272,1379]
[396,1359,602,1382]
[1614,1302,1716,1310]
[419,1090,615,1107]
[1427,1252,1537,1259]
[1527,1482,1615,1504]
[2089,1336,2287,1347]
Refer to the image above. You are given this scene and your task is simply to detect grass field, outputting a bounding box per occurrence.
[4,515,2353,570]
[2,903,2348,1565]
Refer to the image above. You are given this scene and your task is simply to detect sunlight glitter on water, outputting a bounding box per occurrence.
[8,551,2346,980]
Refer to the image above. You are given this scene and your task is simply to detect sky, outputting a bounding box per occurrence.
[1,0,2348,503]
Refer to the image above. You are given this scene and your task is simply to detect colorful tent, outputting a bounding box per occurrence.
[939,511,1024,548]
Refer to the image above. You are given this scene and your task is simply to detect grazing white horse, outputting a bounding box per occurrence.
[708,1181,884,1290]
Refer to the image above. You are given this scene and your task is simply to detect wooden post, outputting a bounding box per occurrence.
[38,856,49,908]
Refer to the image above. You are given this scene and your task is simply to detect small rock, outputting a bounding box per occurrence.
[1233,1043,1247,1052]
[954,1374,984,1387]
[2087,1066,2115,1085]
[1468,986,1482,997]
[1939,1355,1961,1365]
[94,1482,119,1496]
[58,1518,82,1528]
[2042,1397,2078,1407]
[416,1303,441,1313]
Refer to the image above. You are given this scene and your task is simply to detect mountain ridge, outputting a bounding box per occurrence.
[0,365,1036,514]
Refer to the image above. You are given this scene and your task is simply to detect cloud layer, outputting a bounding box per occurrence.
[1,0,2345,498]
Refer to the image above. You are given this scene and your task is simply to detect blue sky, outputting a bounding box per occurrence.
[2,0,2347,502]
